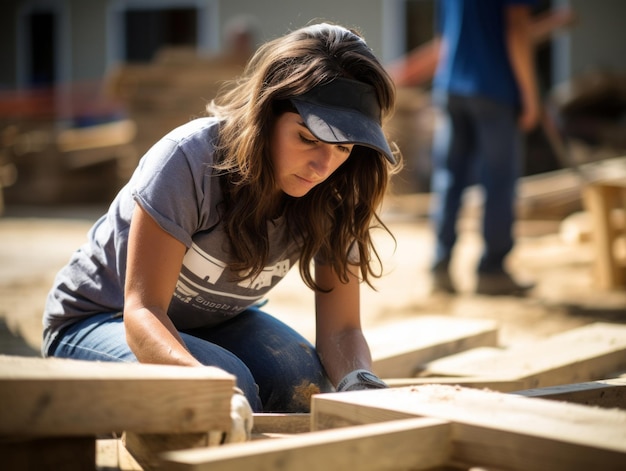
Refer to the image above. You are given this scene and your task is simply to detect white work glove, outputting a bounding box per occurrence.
[336,369,388,392]
[222,387,254,443]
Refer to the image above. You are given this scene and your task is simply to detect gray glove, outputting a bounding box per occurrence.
[336,369,388,392]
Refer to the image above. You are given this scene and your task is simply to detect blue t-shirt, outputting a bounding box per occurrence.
[433,0,536,106]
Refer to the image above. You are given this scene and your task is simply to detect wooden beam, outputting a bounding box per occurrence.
[419,347,503,376]
[123,431,217,471]
[423,322,626,388]
[370,317,499,378]
[583,180,626,289]
[513,377,626,409]
[385,376,524,392]
[57,119,136,153]
[252,413,311,434]
[312,385,626,471]
[97,438,143,471]
[0,355,234,436]
[161,417,452,471]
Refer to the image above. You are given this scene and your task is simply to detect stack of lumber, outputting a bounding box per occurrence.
[0,78,138,206]
[2,317,626,470]
[458,155,624,222]
[517,156,626,220]
[106,48,247,160]
[1,119,136,206]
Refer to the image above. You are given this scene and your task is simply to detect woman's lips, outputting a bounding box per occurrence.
[295,175,316,185]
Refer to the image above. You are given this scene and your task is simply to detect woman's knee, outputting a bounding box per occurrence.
[47,313,137,362]
[257,341,333,412]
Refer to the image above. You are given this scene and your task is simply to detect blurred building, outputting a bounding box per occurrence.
[0,0,624,205]
[2,1,624,95]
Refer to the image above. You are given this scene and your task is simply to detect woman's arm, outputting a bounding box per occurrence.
[506,4,541,131]
[124,204,253,440]
[314,263,375,387]
[385,38,442,87]
[123,203,202,366]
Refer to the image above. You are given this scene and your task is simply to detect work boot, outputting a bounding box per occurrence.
[475,271,534,296]
[431,266,456,294]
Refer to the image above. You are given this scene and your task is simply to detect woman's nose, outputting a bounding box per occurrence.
[309,145,334,177]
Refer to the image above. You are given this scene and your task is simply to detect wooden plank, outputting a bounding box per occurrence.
[252,413,311,434]
[56,119,136,153]
[312,385,626,471]
[97,438,143,471]
[420,347,504,376]
[161,417,452,471]
[583,181,626,289]
[513,377,626,409]
[0,355,234,436]
[385,376,524,392]
[97,438,141,471]
[123,431,216,471]
[423,322,626,388]
[369,316,499,378]
[516,182,583,220]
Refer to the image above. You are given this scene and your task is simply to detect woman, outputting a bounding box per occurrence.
[42,23,399,417]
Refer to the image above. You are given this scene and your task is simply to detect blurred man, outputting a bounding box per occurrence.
[429,0,540,295]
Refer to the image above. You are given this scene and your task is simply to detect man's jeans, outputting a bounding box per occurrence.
[431,93,521,273]
[45,308,332,413]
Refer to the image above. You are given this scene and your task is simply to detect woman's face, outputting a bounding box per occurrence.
[270,112,353,197]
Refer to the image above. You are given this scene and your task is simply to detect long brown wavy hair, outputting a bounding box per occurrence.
[206,23,400,291]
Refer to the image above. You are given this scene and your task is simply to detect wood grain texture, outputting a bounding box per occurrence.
[423,322,626,388]
[0,355,234,436]
[370,316,498,378]
[312,385,626,471]
[161,418,451,471]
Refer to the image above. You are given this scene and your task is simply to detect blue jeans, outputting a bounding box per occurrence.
[45,308,332,413]
[430,93,521,273]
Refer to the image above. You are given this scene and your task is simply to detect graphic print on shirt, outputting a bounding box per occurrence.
[183,243,227,284]
[173,243,291,314]
[237,259,290,290]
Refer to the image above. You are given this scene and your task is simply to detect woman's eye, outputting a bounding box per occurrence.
[299,134,318,145]
[338,145,352,154]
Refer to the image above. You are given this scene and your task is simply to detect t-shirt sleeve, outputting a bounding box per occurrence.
[130,137,208,248]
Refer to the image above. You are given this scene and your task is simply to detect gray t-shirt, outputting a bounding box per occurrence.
[43,117,302,348]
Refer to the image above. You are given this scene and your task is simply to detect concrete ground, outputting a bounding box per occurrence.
[1,194,625,359]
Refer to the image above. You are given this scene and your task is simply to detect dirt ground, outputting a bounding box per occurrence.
[1,194,625,360]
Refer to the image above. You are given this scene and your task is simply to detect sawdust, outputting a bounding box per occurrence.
[292,380,321,411]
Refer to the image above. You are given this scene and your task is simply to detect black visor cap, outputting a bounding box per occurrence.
[290,78,395,164]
